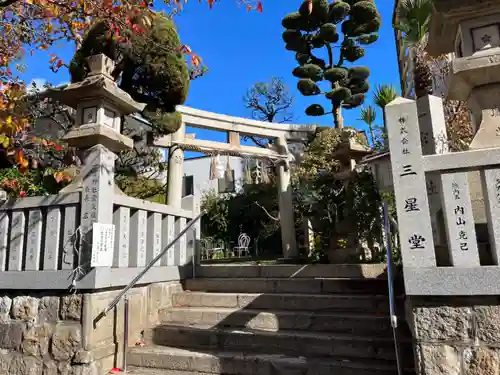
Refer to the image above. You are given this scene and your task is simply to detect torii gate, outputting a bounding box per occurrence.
[148,105,316,260]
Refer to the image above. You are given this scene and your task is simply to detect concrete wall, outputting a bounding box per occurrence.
[183,156,244,197]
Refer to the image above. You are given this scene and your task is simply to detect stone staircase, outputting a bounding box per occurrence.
[127,265,415,375]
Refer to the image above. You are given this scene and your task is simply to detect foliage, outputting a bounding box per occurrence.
[373,84,397,109]
[200,183,281,253]
[293,126,384,261]
[371,84,397,150]
[0,0,263,182]
[294,126,366,180]
[394,0,435,97]
[70,13,189,136]
[200,190,229,242]
[0,167,72,198]
[281,0,382,127]
[359,105,386,149]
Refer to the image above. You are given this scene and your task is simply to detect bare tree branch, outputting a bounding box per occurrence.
[243,77,294,148]
[254,201,280,222]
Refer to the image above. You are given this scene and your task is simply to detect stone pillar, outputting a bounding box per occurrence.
[78,145,116,266]
[181,191,201,266]
[275,136,298,260]
[166,122,185,208]
[417,95,448,249]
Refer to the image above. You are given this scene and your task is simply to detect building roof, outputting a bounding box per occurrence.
[361,150,391,164]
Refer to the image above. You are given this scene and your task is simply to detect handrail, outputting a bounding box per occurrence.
[383,201,403,375]
[93,210,205,326]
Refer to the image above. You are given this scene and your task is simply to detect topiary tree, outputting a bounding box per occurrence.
[69,12,189,136]
[281,0,381,128]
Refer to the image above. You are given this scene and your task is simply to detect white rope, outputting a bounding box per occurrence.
[64,225,89,294]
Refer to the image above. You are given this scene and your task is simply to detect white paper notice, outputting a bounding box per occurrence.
[91,223,115,267]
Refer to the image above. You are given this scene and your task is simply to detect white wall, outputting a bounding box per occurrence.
[183,156,244,197]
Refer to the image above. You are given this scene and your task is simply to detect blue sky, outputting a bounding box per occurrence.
[20,0,401,148]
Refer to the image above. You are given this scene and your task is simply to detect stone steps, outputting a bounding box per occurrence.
[183,277,398,295]
[143,324,411,362]
[193,264,391,279]
[172,291,402,314]
[128,345,413,375]
[159,306,409,336]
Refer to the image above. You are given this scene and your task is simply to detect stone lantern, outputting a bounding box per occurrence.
[48,54,146,266]
[332,129,371,181]
[427,0,500,149]
[49,54,145,153]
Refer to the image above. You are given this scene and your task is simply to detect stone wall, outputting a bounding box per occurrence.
[82,280,183,373]
[0,280,182,375]
[406,296,500,375]
[0,292,85,375]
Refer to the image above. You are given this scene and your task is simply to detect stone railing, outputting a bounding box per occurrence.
[386,96,500,296]
[112,194,194,269]
[0,192,81,288]
[0,190,198,290]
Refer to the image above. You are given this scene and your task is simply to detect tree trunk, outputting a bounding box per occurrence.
[413,46,433,98]
[368,123,376,147]
[333,107,344,129]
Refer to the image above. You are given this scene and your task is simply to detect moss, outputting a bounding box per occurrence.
[305,104,325,116]
[297,79,321,96]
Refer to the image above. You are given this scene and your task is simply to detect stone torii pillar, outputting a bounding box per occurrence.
[275,136,298,260]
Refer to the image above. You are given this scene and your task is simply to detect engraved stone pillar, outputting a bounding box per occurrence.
[48,54,145,269]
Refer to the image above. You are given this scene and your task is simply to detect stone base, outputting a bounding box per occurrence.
[406,296,500,375]
[0,280,182,375]
[326,247,362,264]
[83,281,183,372]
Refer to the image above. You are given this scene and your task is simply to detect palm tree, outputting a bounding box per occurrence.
[373,85,398,150]
[394,0,434,98]
[359,106,377,147]
[373,84,398,124]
